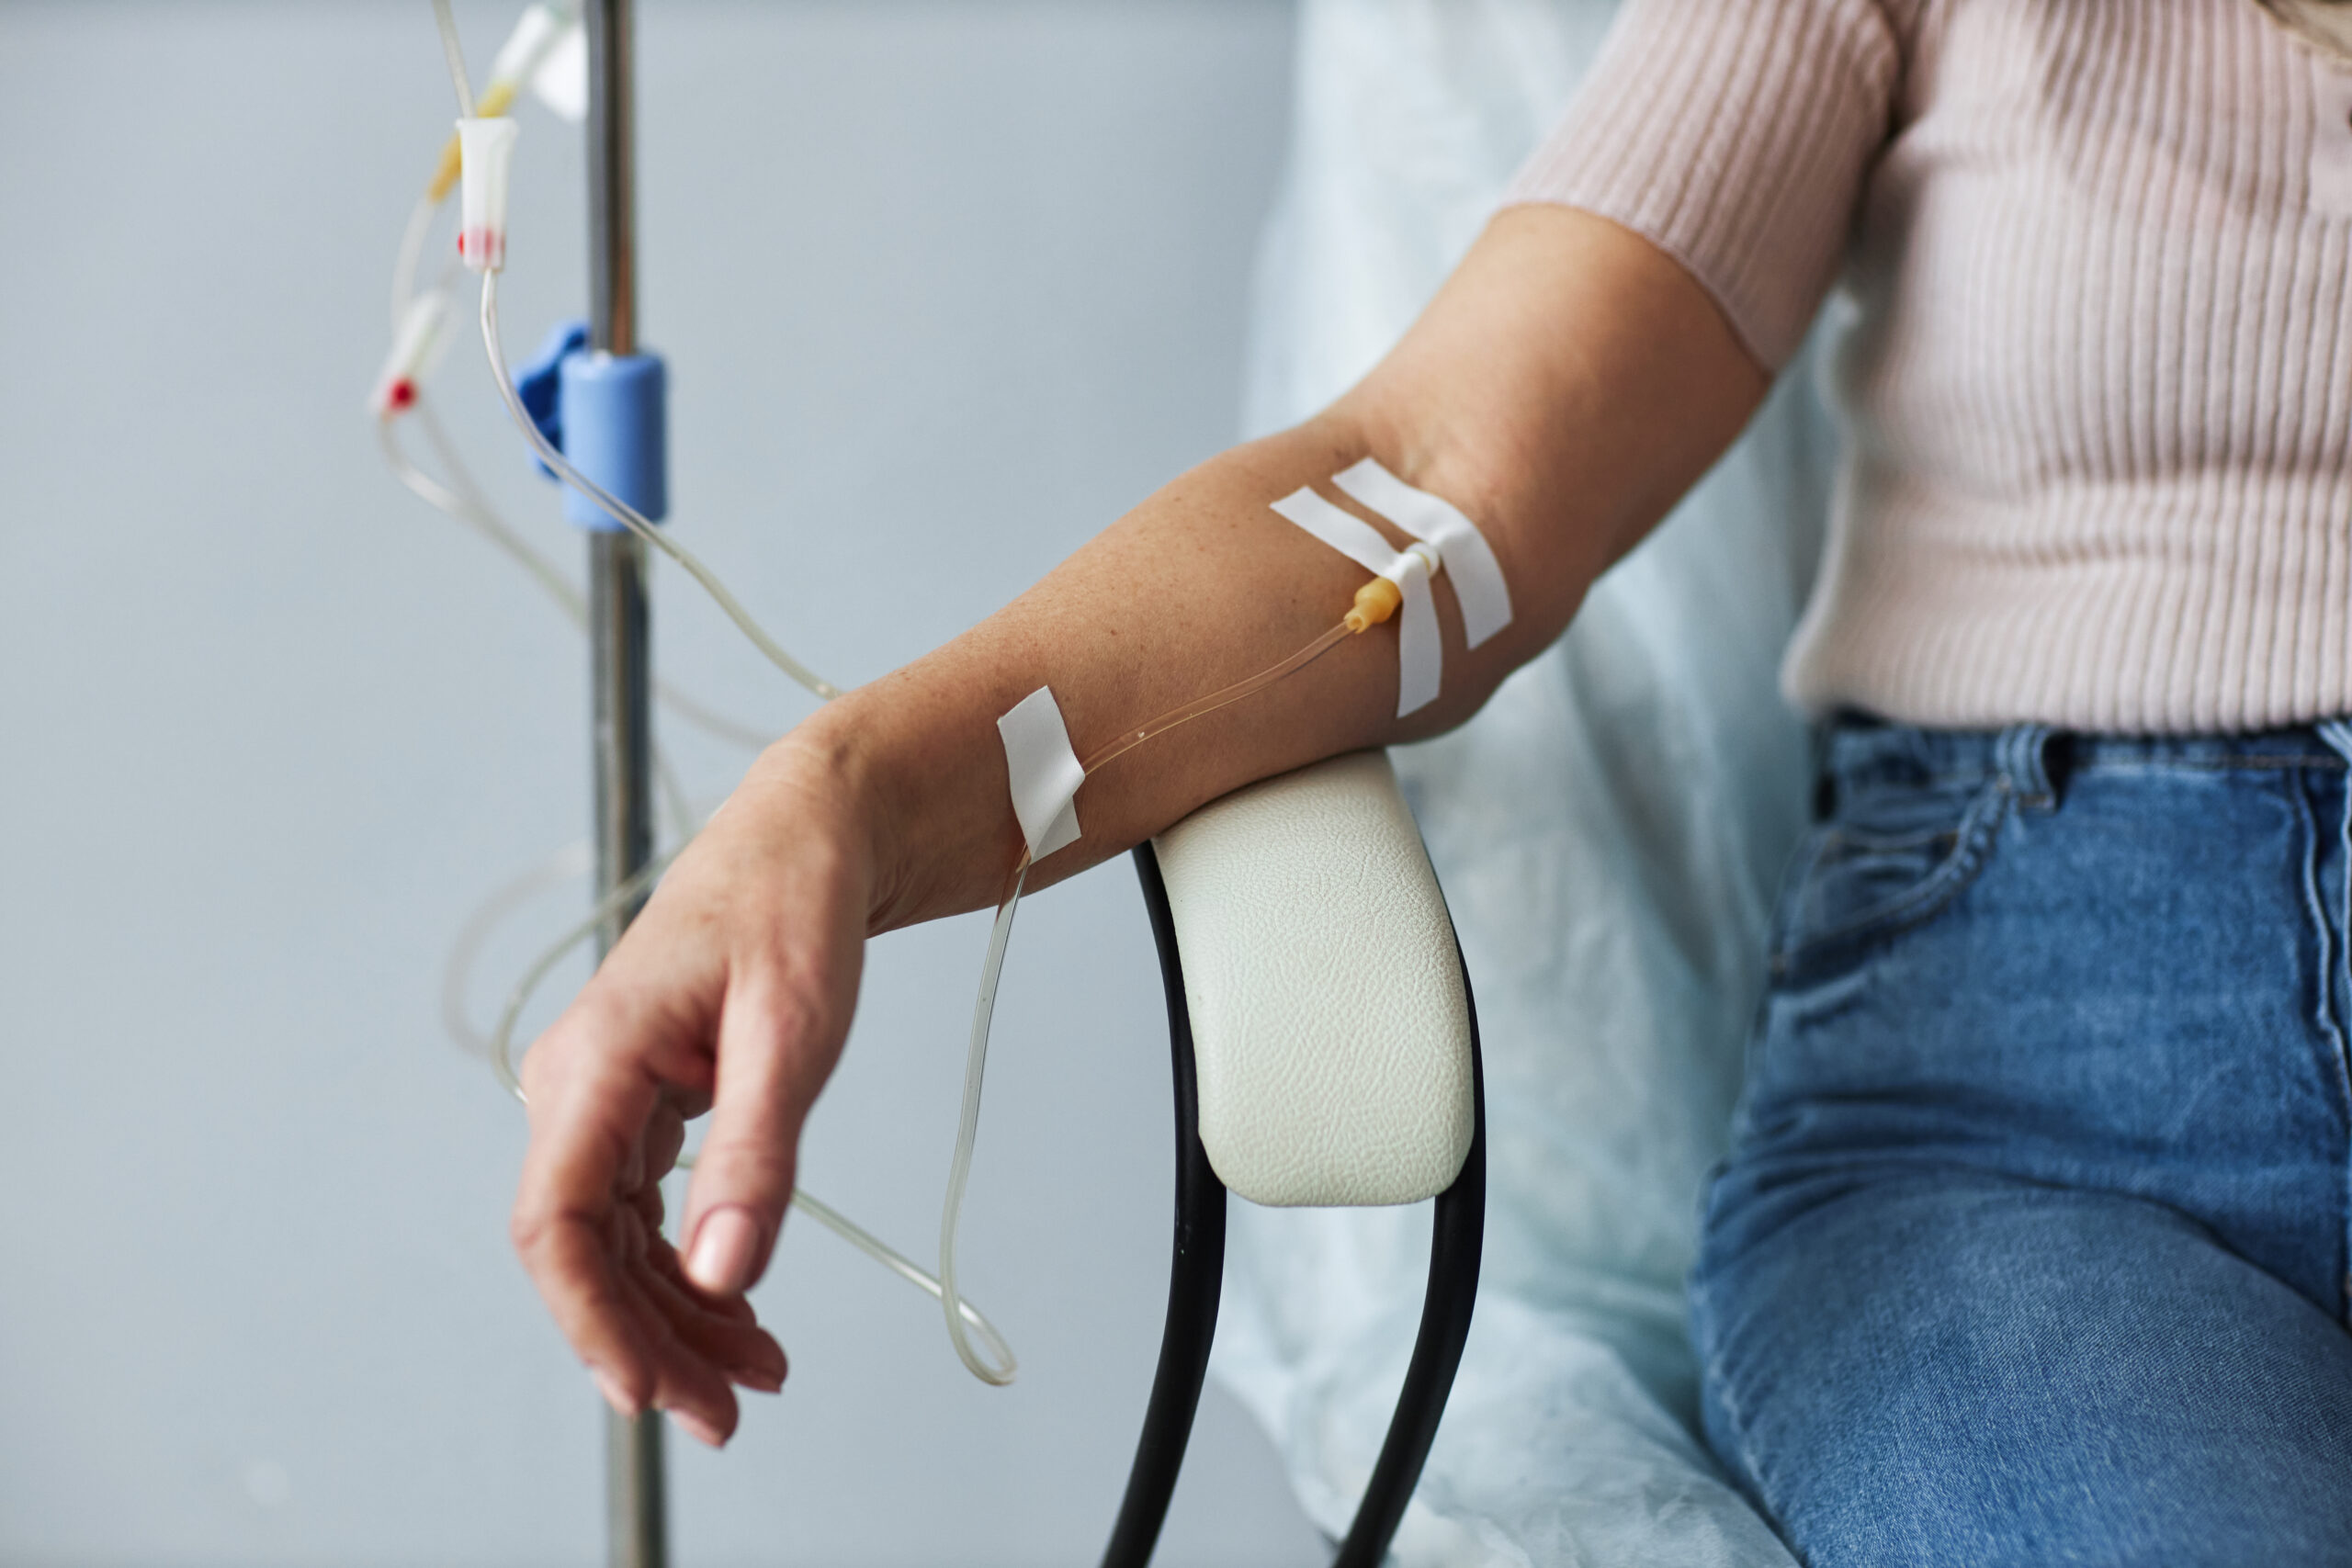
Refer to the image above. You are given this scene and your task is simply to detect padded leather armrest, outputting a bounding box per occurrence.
[1150,750,1475,1207]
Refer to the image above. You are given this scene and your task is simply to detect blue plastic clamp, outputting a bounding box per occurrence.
[513,316,669,531]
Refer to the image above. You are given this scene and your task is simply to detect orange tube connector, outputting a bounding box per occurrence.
[1345,576,1403,633]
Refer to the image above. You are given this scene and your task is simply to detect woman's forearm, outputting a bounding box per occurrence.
[773,204,1771,933]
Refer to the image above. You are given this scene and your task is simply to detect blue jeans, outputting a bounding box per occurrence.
[1693,719,2352,1566]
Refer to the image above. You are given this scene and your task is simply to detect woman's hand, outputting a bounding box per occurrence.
[508,727,875,1447]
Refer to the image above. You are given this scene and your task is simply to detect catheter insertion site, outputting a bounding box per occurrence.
[380,0,1509,1393]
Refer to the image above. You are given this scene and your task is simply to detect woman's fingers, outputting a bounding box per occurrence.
[509,927,811,1431]
[676,977,806,1296]
[679,897,863,1299]
[507,745,881,1444]
[645,1098,689,1181]
[518,1211,661,1411]
[640,1239,788,1391]
[511,992,675,1404]
[608,1235,743,1445]
[648,1235,761,1324]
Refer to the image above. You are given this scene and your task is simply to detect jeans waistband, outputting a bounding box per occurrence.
[1825,717,2352,806]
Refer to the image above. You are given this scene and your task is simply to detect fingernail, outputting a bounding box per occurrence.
[591,1367,639,1416]
[671,1407,727,1449]
[686,1206,763,1295]
[734,1358,786,1395]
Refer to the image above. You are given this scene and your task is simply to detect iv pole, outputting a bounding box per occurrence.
[582,1,667,1562]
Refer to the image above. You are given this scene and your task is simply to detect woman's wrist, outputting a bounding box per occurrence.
[745,682,1007,937]
[728,699,896,919]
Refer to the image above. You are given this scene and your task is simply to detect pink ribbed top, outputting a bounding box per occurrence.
[1506,0,2352,733]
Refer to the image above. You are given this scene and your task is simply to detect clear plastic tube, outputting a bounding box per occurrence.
[442,835,593,1059]
[479,273,844,703]
[491,847,678,1100]
[936,856,1030,1385]
[401,400,779,755]
[380,404,698,843]
[384,400,583,620]
[417,400,765,753]
[431,0,478,118]
[1079,620,1353,777]
[789,1188,1017,1374]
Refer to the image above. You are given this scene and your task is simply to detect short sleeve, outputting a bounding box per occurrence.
[1501,0,1902,370]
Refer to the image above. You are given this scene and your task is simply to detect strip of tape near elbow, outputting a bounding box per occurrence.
[1280,458,1513,717]
[993,460,1509,862]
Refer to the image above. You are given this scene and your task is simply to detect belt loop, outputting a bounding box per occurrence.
[2320,719,2352,766]
[1998,723,2060,812]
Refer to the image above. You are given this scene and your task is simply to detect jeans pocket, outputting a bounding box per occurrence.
[1769,773,2012,986]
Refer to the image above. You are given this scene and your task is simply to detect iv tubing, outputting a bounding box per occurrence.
[792,1189,1017,1375]
[384,401,582,621]
[379,406,698,842]
[1079,619,1353,777]
[386,397,777,754]
[480,272,843,703]
[442,836,592,1059]
[430,0,478,119]
[937,856,1030,1385]
[491,848,676,1099]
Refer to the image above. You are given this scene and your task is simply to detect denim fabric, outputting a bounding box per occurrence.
[1692,718,2352,1566]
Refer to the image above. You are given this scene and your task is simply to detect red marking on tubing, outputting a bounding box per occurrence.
[457,228,503,269]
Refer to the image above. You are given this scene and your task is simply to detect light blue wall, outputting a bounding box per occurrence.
[0,3,1318,1562]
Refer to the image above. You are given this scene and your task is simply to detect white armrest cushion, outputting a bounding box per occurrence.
[1151,750,1475,1207]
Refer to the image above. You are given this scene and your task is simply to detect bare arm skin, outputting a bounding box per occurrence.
[508,206,1770,1446]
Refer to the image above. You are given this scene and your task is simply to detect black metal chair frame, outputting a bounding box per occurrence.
[1101,844,1487,1568]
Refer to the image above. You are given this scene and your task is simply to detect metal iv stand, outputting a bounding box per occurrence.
[582,1,667,1562]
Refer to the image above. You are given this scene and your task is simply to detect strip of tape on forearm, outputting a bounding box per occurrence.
[997,686,1085,860]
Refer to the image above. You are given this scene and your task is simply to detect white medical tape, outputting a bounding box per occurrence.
[997,686,1085,860]
[1385,547,1441,717]
[1331,457,1514,649]
[1270,487,1443,717]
